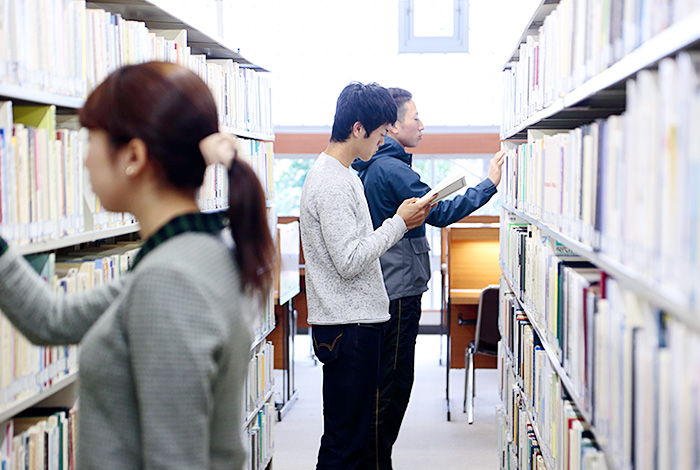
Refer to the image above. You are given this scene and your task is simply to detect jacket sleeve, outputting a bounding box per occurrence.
[385,164,498,228]
[0,245,124,345]
[425,178,498,227]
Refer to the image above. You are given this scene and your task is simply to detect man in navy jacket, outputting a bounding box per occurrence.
[351,87,505,469]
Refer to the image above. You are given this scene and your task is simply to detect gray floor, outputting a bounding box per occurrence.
[272,334,501,470]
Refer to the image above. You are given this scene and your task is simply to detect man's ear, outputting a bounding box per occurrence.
[351,121,364,138]
[389,120,400,134]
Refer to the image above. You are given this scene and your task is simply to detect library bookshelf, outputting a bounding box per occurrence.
[498,1,700,470]
[0,1,276,469]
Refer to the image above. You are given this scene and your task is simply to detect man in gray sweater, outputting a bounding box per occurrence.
[300,82,434,470]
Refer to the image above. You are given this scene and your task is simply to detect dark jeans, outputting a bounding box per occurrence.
[369,294,422,470]
[313,323,383,470]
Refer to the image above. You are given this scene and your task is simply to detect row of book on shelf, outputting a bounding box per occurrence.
[1,373,274,470]
[499,215,700,470]
[1,406,78,470]
[2,354,276,470]
[497,340,606,470]
[245,341,274,420]
[247,401,274,470]
[200,139,276,213]
[0,0,273,136]
[244,340,275,470]
[501,50,700,310]
[0,100,274,246]
[502,0,700,133]
[0,242,140,410]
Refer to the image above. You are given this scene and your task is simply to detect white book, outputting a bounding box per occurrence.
[418,172,467,204]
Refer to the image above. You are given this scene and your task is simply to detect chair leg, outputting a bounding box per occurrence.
[472,356,476,400]
[463,348,469,413]
[467,348,475,424]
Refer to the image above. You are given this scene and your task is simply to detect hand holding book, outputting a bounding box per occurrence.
[397,194,436,230]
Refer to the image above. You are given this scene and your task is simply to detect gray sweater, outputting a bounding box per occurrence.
[0,229,253,469]
[300,153,407,325]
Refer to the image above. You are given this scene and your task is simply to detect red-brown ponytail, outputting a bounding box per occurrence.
[227,154,275,295]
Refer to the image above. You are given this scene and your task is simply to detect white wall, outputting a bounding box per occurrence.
[159,0,540,128]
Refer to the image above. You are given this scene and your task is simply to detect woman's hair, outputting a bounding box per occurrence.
[79,61,274,294]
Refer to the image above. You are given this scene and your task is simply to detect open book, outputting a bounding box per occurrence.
[418,173,467,204]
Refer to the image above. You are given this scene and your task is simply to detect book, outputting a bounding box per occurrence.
[418,172,467,204]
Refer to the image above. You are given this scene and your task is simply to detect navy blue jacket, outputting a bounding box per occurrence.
[351,136,497,299]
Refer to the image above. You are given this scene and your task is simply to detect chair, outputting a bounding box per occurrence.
[464,284,500,424]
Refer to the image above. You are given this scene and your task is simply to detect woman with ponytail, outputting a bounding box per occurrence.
[0,61,274,469]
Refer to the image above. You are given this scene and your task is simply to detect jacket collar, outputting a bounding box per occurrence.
[377,135,412,166]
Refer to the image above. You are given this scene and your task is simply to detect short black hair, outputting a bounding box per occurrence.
[388,87,413,122]
[330,82,397,143]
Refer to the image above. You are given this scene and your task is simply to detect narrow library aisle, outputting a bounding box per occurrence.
[273,333,500,470]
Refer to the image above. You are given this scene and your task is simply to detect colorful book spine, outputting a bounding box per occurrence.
[500,215,700,470]
[198,139,275,212]
[244,341,275,470]
[502,0,700,135]
[1,406,78,470]
[502,50,700,310]
[0,1,273,137]
[0,245,138,409]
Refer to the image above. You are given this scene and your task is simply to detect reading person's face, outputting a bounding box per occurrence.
[359,125,388,161]
[394,100,424,148]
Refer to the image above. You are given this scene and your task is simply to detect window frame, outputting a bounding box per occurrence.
[399,0,469,54]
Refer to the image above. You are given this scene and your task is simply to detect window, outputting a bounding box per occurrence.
[399,0,469,53]
[273,158,314,217]
[412,156,500,322]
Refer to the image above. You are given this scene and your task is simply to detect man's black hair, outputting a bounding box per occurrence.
[330,82,398,143]
[388,87,413,122]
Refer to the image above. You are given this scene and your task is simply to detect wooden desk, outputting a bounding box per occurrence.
[442,215,500,420]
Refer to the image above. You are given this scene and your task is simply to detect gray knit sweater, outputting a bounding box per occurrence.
[300,152,407,325]
[0,228,253,469]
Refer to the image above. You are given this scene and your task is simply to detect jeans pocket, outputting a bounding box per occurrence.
[312,325,344,364]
